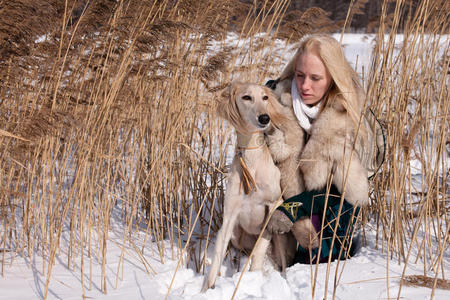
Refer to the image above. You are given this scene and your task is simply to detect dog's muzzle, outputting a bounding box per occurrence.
[258,114,270,125]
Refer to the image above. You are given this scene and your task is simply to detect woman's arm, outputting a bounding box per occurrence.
[299,106,369,206]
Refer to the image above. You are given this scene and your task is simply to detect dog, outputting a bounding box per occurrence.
[202,82,290,292]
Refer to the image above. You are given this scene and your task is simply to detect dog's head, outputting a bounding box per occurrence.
[218,82,278,134]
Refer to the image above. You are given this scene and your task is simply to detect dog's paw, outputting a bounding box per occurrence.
[267,210,293,234]
[201,277,215,293]
[292,218,319,250]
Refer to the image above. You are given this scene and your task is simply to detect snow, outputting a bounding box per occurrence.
[1,33,449,299]
[1,227,449,299]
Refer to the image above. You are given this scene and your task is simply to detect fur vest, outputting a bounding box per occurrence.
[270,78,370,207]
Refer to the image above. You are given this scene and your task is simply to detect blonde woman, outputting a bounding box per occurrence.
[266,34,384,263]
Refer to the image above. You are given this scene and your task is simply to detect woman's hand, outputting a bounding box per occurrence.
[292,218,319,250]
[267,210,293,234]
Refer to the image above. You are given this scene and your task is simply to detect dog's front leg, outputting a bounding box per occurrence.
[202,207,239,292]
[249,229,271,271]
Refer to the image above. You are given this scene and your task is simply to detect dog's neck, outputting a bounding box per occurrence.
[236,132,265,150]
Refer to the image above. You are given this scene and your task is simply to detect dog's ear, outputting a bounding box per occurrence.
[216,83,231,117]
[216,95,227,120]
[216,81,251,133]
[215,82,232,119]
[218,81,242,105]
[216,81,240,121]
[229,81,245,99]
[219,82,231,100]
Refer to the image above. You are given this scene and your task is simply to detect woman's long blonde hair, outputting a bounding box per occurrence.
[281,34,366,128]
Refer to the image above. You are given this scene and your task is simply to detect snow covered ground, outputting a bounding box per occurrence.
[1,33,448,299]
[1,225,449,300]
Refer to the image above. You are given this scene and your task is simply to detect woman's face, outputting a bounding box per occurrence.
[295,52,332,106]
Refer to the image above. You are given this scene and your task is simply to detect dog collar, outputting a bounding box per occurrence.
[236,132,265,150]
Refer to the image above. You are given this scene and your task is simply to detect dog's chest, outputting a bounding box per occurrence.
[239,151,281,191]
[237,199,267,235]
[230,149,281,234]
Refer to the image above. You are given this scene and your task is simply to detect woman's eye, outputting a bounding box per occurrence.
[312,77,321,81]
[296,74,304,78]
[242,95,252,100]
[262,95,268,100]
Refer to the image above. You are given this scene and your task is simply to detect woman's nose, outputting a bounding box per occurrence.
[302,78,311,90]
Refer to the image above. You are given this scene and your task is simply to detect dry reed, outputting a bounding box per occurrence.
[0,0,448,299]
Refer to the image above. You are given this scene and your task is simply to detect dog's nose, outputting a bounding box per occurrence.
[258,114,270,125]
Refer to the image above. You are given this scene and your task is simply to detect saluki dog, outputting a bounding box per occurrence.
[202,82,285,291]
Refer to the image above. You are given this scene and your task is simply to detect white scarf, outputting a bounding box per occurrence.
[291,78,322,133]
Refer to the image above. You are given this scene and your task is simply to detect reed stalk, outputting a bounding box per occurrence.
[0,1,447,299]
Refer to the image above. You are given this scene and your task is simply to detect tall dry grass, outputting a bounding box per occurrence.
[365,0,449,298]
[0,0,448,299]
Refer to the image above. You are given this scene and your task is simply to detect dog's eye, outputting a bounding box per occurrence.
[263,95,268,101]
[242,95,252,101]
